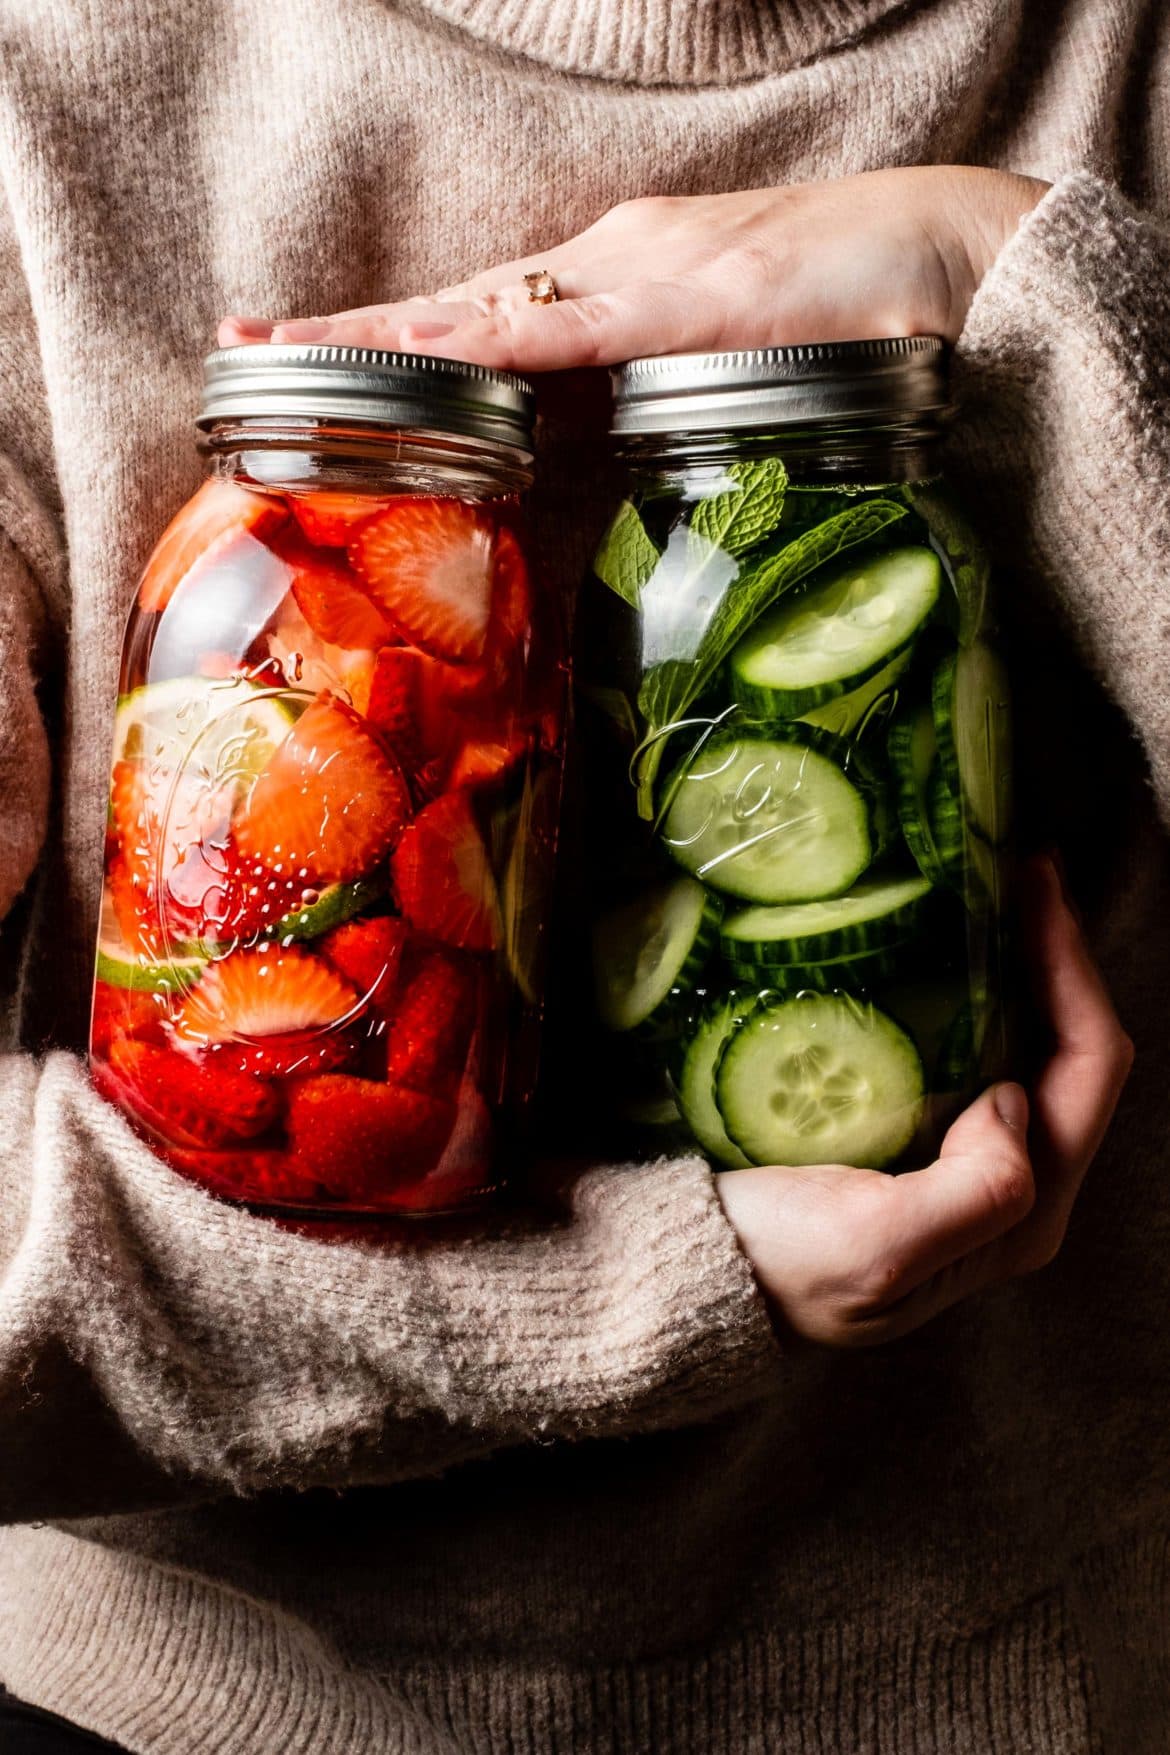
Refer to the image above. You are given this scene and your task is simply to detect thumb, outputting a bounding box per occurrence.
[940,1080,1030,1160]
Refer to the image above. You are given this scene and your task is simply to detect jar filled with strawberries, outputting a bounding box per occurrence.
[90,345,564,1216]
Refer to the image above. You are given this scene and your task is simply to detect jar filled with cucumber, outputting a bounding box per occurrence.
[580,340,1012,1172]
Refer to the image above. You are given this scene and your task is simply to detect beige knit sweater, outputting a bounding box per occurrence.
[0,2,1168,1750]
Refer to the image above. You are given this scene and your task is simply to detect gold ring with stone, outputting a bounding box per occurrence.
[523,269,560,305]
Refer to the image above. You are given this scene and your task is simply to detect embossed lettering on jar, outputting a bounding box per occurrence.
[89,346,566,1216]
[581,340,1012,1171]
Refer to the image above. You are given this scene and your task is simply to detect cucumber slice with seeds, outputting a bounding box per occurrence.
[721,873,932,966]
[593,876,722,1034]
[932,643,1012,844]
[716,991,924,1169]
[660,727,873,905]
[928,767,964,883]
[678,991,757,1169]
[728,545,941,718]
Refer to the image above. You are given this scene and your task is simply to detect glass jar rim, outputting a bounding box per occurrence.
[610,337,950,437]
[198,344,535,457]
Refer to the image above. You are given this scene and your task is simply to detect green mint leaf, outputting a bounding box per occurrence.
[633,497,909,817]
[593,500,660,608]
[689,457,789,558]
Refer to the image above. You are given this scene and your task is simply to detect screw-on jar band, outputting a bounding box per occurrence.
[610,337,949,436]
[199,345,536,456]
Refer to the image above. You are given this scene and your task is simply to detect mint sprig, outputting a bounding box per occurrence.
[689,457,788,557]
[633,497,910,817]
[592,500,660,608]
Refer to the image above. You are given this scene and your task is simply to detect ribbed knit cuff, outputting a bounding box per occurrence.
[0,1054,779,1515]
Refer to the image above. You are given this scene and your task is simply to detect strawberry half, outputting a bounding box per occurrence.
[390,790,501,952]
[448,734,530,791]
[162,1143,330,1208]
[385,940,479,1096]
[286,1075,456,1194]
[349,498,501,663]
[366,645,499,799]
[173,943,361,1077]
[289,490,392,550]
[271,528,400,651]
[90,982,168,1058]
[106,1038,282,1149]
[233,692,412,884]
[138,479,288,614]
[320,915,408,1010]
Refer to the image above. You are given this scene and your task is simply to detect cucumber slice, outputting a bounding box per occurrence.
[677,991,756,1169]
[797,647,911,738]
[660,728,873,904]
[724,943,903,993]
[728,546,941,718]
[113,675,298,787]
[931,643,1012,844]
[721,873,932,966]
[887,705,947,886]
[928,766,964,882]
[593,876,722,1034]
[716,992,925,1169]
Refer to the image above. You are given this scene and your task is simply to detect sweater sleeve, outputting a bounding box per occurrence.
[0,1058,779,1518]
[948,170,1170,821]
[0,199,779,1524]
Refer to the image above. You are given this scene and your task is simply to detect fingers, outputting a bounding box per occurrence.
[1006,857,1134,1265]
[877,1083,1035,1292]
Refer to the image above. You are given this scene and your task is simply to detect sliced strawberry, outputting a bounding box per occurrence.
[289,490,392,549]
[162,1143,329,1208]
[395,1083,494,1212]
[233,692,412,884]
[384,940,479,1097]
[391,790,501,953]
[286,1075,456,1194]
[448,734,530,791]
[138,479,288,614]
[173,943,361,1078]
[366,645,498,798]
[269,528,399,651]
[90,982,169,1058]
[320,915,408,1010]
[106,1038,281,1148]
[482,521,532,685]
[349,498,501,662]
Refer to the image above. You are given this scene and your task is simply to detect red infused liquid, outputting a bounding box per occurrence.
[90,477,565,1215]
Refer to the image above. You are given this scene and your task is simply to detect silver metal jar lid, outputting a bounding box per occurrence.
[198,345,536,455]
[610,337,949,436]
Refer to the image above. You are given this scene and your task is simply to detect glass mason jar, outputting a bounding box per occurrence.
[89,346,566,1217]
[581,340,1012,1172]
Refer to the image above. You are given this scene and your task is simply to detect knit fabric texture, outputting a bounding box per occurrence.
[0,1,1168,1750]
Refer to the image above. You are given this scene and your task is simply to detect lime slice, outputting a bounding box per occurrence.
[113,675,300,792]
[96,898,206,994]
[269,878,384,944]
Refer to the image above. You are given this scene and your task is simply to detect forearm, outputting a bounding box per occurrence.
[0,1054,779,1520]
[949,171,1170,819]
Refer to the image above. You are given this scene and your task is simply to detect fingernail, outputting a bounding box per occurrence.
[994,1081,1029,1132]
[223,316,274,340]
[402,322,457,341]
[271,320,330,343]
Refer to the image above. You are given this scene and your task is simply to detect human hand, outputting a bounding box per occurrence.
[221,167,1050,368]
[715,857,1133,1347]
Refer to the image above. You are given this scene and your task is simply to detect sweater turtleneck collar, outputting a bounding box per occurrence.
[410,0,908,86]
